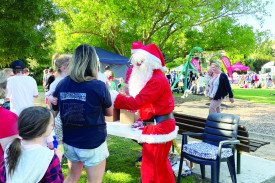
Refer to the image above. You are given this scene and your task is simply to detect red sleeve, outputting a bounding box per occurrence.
[40,154,64,183]
[115,77,162,110]
[0,110,18,139]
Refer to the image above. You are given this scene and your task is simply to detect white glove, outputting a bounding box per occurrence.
[110,90,119,105]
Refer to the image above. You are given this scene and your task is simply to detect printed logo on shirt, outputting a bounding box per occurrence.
[60,92,86,101]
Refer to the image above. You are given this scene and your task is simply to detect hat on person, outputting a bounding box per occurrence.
[136,44,166,67]
[131,41,143,54]
[105,65,110,70]
[10,60,25,70]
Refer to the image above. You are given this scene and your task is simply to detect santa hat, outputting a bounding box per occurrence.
[131,41,143,54]
[136,44,167,70]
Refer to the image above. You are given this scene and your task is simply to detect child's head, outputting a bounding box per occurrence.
[55,54,72,74]
[3,68,14,78]
[18,106,54,140]
[5,106,54,175]
[207,68,213,76]
[119,77,124,83]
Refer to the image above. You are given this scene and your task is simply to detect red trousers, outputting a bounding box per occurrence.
[141,141,175,183]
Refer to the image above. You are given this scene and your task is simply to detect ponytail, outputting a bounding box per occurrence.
[5,138,22,175]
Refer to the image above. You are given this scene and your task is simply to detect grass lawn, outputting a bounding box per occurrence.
[61,135,195,183]
[38,85,44,92]
[231,85,275,104]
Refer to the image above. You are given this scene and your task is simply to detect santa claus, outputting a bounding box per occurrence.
[112,43,177,183]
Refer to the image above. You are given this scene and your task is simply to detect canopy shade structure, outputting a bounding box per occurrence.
[231,62,250,71]
[95,47,130,64]
[171,64,193,72]
[94,47,130,82]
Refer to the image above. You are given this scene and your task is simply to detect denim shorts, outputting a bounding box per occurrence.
[63,141,109,168]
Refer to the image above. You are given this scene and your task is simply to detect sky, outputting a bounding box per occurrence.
[238,0,275,40]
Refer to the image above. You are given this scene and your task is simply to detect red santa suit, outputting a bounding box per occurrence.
[113,43,177,183]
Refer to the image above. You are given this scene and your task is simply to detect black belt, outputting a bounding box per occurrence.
[143,112,174,125]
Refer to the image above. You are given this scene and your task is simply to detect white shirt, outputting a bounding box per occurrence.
[5,142,54,183]
[6,75,38,116]
[98,72,108,84]
[45,76,65,98]
[207,75,220,98]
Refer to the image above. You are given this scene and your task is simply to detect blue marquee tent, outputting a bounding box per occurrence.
[95,47,130,82]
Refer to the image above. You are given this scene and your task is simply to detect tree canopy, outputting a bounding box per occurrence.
[0,0,62,66]
[0,0,273,71]
[52,0,271,58]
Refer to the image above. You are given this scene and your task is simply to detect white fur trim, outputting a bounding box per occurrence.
[136,49,161,65]
[131,49,141,54]
[138,126,179,144]
[110,90,119,105]
[161,66,168,72]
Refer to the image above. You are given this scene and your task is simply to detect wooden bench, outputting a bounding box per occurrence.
[173,112,270,174]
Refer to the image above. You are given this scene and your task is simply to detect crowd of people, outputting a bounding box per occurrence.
[0,41,179,183]
[232,72,274,89]
[5,38,273,182]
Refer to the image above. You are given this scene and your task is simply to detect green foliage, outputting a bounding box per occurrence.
[52,0,271,60]
[183,18,258,55]
[0,0,62,66]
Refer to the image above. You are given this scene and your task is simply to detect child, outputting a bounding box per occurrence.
[47,54,71,145]
[204,68,213,96]
[117,77,126,93]
[1,106,64,182]
[108,76,116,91]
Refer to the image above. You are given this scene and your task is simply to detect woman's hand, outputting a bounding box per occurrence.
[229,98,234,103]
[48,95,58,105]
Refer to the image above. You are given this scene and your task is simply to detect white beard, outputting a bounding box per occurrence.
[128,53,162,97]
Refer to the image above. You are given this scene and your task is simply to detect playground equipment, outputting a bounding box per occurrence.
[171,47,203,92]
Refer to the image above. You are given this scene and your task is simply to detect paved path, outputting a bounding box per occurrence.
[173,95,275,161]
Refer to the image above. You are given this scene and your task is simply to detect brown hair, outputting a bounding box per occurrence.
[0,71,7,100]
[55,54,72,74]
[69,44,98,83]
[5,106,52,175]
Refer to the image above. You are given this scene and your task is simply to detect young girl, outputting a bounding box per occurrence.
[1,106,64,183]
[46,54,72,144]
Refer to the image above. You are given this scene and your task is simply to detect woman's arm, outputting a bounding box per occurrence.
[105,106,113,116]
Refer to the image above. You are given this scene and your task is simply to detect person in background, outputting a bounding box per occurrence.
[208,62,234,113]
[0,71,18,170]
[46,54,72,146]
[165,71,171,84]
[44,68,55,108]
[3,68,14,79]
[53,44,113,183]
[23,68,30,76]
[2,68,14,110]
[172,70,177,83]
[1,106,64,183]
[6,60,38,116]
[108,76,116,91]
[117,77,125,92]
[43,69,49,92]
[104,65,117,81]
[44,68,55,92]
[97,58,109,89]
[204,68,213,96]
[196,73,204,94]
